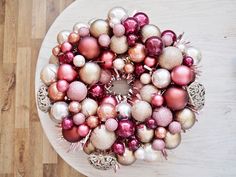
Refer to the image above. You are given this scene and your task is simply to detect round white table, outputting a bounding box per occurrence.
[35,0,236,177]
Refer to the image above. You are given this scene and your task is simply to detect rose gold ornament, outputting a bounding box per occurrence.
[97,103,117,122]
[86,116,99,129]
[78,36,100,59]
[48,82,65,101]
[79,62,101,85]
[131,101,152,122]
[124,63,134,74]
[128,43,146,63]
[52,45,61,56]
[62,126,81,143]
[140,84,158,103]
[155,127,167,139]
[90,19,110,38]
[83,140,96,155]
[68,101,81,113]
[117,148,136,166]
[68,32,80,43]
[175,108,196,130]
[164,131,181,149]
[101,95,118,107]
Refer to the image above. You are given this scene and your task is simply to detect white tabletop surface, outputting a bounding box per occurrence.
[35,0,236,177]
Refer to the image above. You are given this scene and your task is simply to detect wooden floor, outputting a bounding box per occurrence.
[0,0,86,176]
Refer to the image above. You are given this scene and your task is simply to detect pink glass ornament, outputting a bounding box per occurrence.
[57,80,69,92]
[68,101,81,114]
[128,137,140,151]
[62,126,81,142]
[68,32,80,44]
[105,118,118,131]
[127,34,138,47]
[67,81,87,101]
[112,142,125,155]
[134,64,145,76]
[152,107,173,127]
[183,56,194,67]
[79,27,90,37]
[145,36,163,57]
[161,30,177,46]
[168,121,181,134]
[144,56,156,67]
[162,34,173,47]
[101,95,118,107]
[78,36,100,59]
[62,117,73,130]
[77,124,90,137]
[73,113,86,125]
[152,139,165,151]
[99,69,112,84]
[171,65,195,86]
[116,119,135,138]
[113,24,125,37]
[64,52,74,63]
[98,34,111,48]
[151,94,164,107]
[133,12,149,27]
[61,42,72,53]
[89,84,104,98]
[145,118,157,129]
[57,64,78,82]
[100,50,116,69]
[122,17,140,34]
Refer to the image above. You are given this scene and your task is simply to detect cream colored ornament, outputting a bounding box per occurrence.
[83,140,95,155]
[108,7,128,28]
[140,73,151,85]
[81,98,98,117]
[79,62,101,85]
[141,24,161,43]
[40,64,58,86]
[113,58,125,70]
[73,55,85,67]
[57,30,70,44]
[110,35,128,54]
[151,69,171,89]
[49,101,69,123]
[73,22,89,33]
[116,101,132,118]
[164,132,181,149]
[117,148,136,165]
[90,125,116,150]
[136,124,154,143]
[175,108,196,130]
[140,84,158,103]
[159,46,183,70]
[90,19,110,38]
[131,101,152,122]
[185,46,202,64]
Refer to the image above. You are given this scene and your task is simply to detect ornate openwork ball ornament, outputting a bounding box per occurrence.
[37,7,205,171]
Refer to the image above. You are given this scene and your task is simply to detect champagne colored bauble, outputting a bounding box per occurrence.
[86,116,99,129]
[40,64,58,86]
[185,46,202,64]
[83,140,96,155]
[140,73,151,85]
[128,43,146,63]
[73,22,89,33]
[164,132,181,149]
[97,103,117,122]
[136,124,154,143]
[78,36,100,59]
[68,101,81,114]
[131,101,152,122]
[108,7,128,27]
[79,62,101,85]
[90,19,110,38]
[152,68,171,89]
[110,35,128,54]
[113,58,125,70]
[141,24,161,43]
[159,46,183,70]
[164,87,189,111]
[171,65,195,86]
[73,55,85,67]
[49,101,69,123]
[90,125,116,150]
[116,102,132,118]
[175,108,196,130]
[117,148,136,166]
[67,81,87,101]
[48,82,65,101]
[140,84,158,103]
[57,30,70,44]
[155,127,167,139]
[81,98,98,117]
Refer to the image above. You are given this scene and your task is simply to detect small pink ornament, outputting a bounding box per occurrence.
[98,34,111,48]
[151,94,164,107]
[122,17,140,34]
[128,137,140,151]
[152,107,173,127]
[134,64,145,76]
[62,118,73,130]
[86,116,99,129]
[161,30,177,46]
[73,113,86,125]
[145,36,163,57]
[64,52,74,63]
[67,81,87,101]
[100,50,116,69]
[57,80,69,92]
[61,42,72,53]
[144,56,156,67]
[183,56,194,67]
[171,65,195,86]
[116,119,135,138]
[168,121,181,134]
[133,12,149,27]
[145,118,157,129]
[57,64,78,82]
[97,103,117,122]
[89,84,104,98]
[105,118,118,131]
[162,34,173,47]
[68,101,81,114]
[79,27,90,37]
[112,142,125,155]
[152,139,165,151]
[127,34,138,47]
[78,36,100,59]
[113,24,125,37]
[99,69,112,84]
[101,95,118,106]
[77,124,90,137]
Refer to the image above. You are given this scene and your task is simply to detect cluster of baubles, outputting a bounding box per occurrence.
[39,7,204,169]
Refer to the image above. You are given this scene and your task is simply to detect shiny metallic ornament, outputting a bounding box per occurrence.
[79,62,101,85]
[152,69,171,89]
[185,46,202,64]
[117,147,136,165]
[141,24,161,43]
[131,101,152,122]
[140,84,158,103]
[136,124,154,143]
[88,153,118,170]
[140,73,151,85]
[37,84,51,112]
[57,30,70,44]
[83,140,96,155]
[110,35,128,54]
[164,132,181,149]
[40,64,58,86]
[73,22,89,33]
[187,82,205,110]
[90,19,110,38]
[49,101,69,123]
[116,101,132,118]
[81,98,98,117]
[175,108,196,130]
[108,7,128,28]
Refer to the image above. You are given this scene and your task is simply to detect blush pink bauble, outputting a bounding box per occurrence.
[67,81,87,101]
[171,65,195,86]
[57,64,78,82]
[152,107,173,127]
[78,36,100,59]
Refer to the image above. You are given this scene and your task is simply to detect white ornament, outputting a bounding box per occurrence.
[73,55,85,67]
[40,64,58,86]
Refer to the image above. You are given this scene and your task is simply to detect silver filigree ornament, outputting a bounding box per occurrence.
[187,82,205,110]
[88,153,118,170]
[37,84,51,112]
